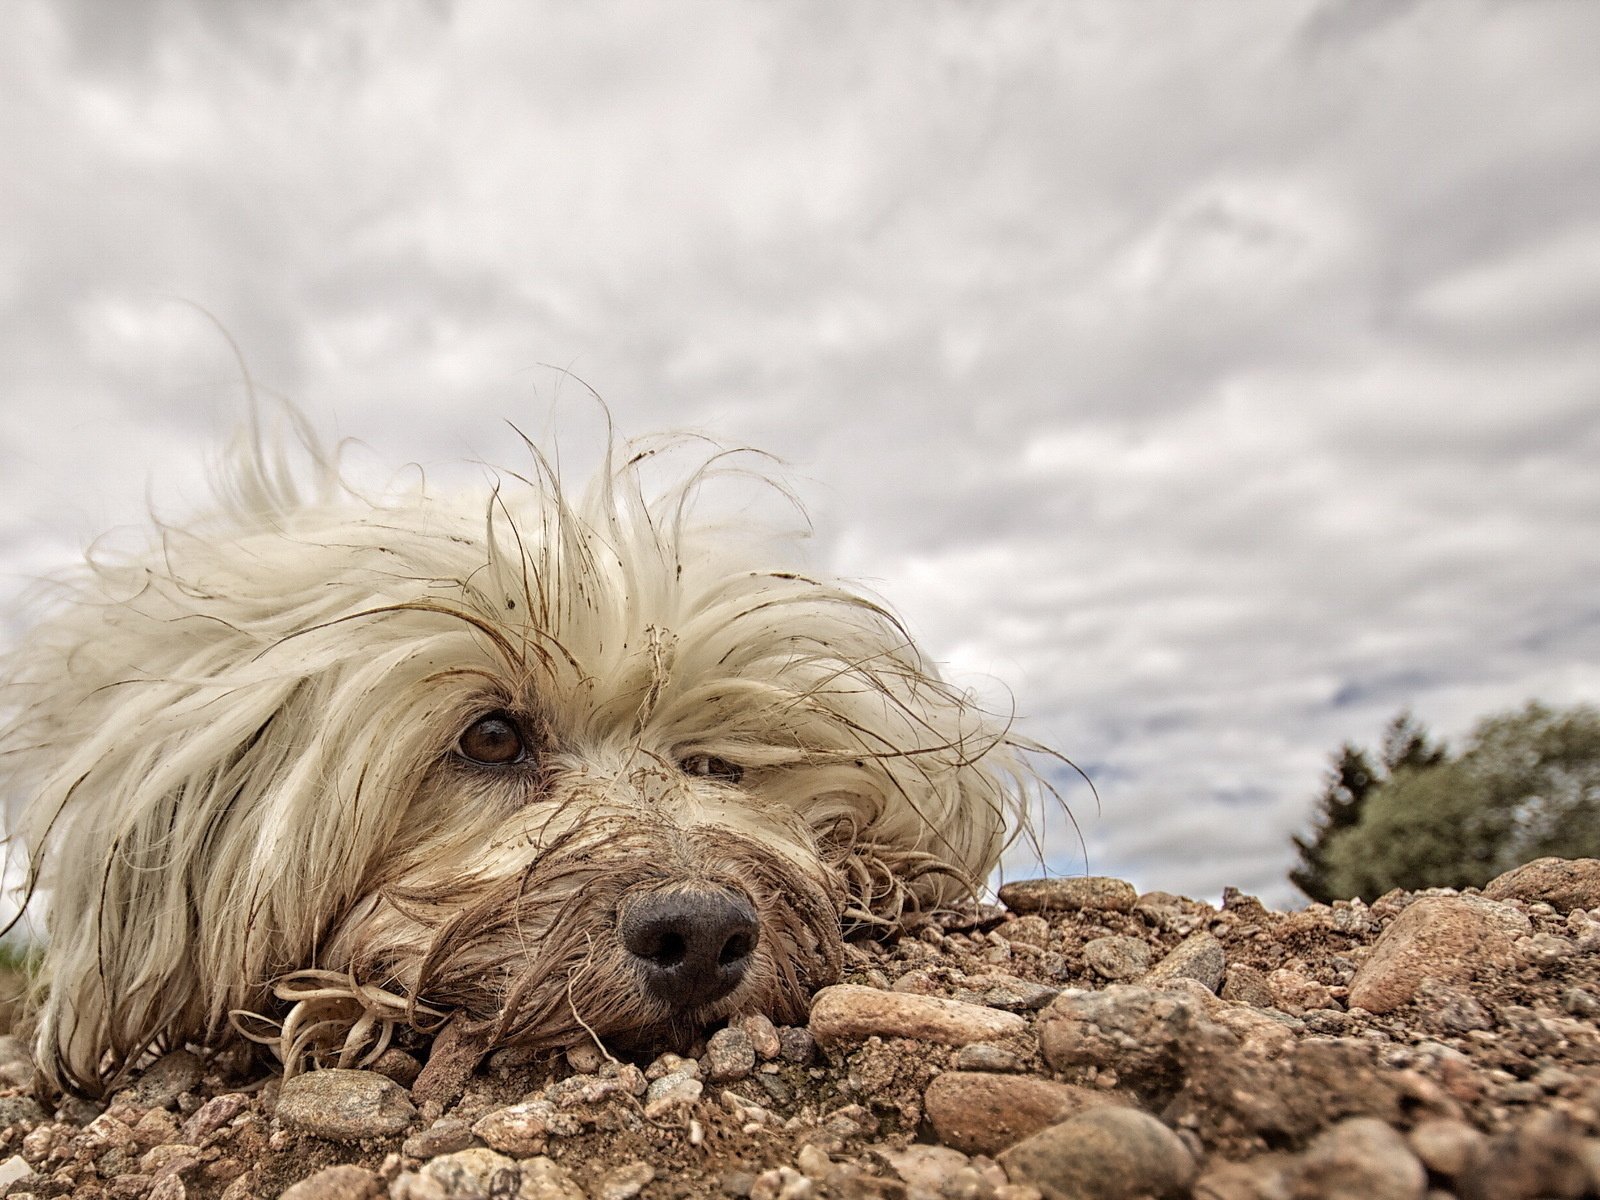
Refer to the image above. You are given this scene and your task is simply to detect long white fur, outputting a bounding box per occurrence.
[1,418,1044,1094]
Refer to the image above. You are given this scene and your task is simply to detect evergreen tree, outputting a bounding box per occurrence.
[1289,742,1379,903]
[1297,701,1600,902]
[1379,708,1447,774]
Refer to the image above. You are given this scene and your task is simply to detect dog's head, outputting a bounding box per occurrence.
[2,424,1044,1093]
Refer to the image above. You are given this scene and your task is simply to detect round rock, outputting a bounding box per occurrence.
[1484,857,1600,913]
[738,1013,783,1060]
[954,1042,1023,1072]
[275,1069,417,1141]
[280,1164,382,1200]
[882,1145,972,1194]
[1348,895,1530,1014]
[999,876,1138,914]
[120,1049,205,1109]
[520,1155,586,1200]
[1083,935,1151,982]
[392,1148,518,1200]
[1037,986,1205,1084]
[1268,968,1337,1015]
[1142,932,1226,993]
[402,1118,476,1160]
[643,1073,703,1119]
[777,1026,816,1064]
[1294,1117,1426,1200]
[472,1099,580,1155]
[1220,963,1275,1007]
[181,1092,250,1143]
[925,1071,1111,1156]
[705,1026,757,1082]
[809,984,1027,1047]
[1407,1117,1486,1179]
[998,1106,1197,1200]
[596,1161,656,1200]
[0,1157,36,1192]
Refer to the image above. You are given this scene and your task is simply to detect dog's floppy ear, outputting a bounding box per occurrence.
[657,559,1046,929]
[0,415,417,1093]
[8,651,309,1092]
[817,664,1042,927]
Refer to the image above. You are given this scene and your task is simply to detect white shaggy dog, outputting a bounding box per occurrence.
[2,417,1043,1095]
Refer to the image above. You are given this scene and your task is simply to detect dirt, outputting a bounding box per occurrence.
[1,862,1598,1199]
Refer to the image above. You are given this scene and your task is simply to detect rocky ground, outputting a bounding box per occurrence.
[1,856,1599,1200]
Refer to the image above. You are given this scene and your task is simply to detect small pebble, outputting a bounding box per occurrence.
[141,1143,203,1178]
[390,1148,517,1200]
[926,1071,1111,1157]
[739,1014,783,1060]
[565,1042,607,1074]
[644,1074,704,1119]
[1407,1118,1486,1179]
[368,1048,423,1087]
[1415,980,1493,1034]
[518,1155,587,1200]
[750,1165,814,1200]
[118,1050,204,1110]
[1483,857,1600,913]
[998,877,1138,914]
[1295,1117,1426,1200]
[0,1155,35,1190]
[275,1069,416,1141]
[1083,935,1151,982]
[1004,914,1053,947]
[706,1026,758,1082]
[180,1093,249,1143]
[809,984,1028,1047]
[472,1100,580,1155]
[998,1106,1197,1199]
[1349,896,1529,1014]
[955,1042,1024,1072]
[777,1026,816,1064]
[1560,987,1600,1017]
[882,1144,972,1193]
[1220,963,1275,1007]
[0,1097,45,1133]
[1037,986,1202,1083]
[279,1164,382,1200]
[795,1143,832,1178]
[1515,932,1575,967]
[1142,932,1226,993]
[1268,968,1337,1014]
[958,973,1061,1012]
[596,1161,655,1200]
[401,1118,476,1159]
[646,1052,701,1081]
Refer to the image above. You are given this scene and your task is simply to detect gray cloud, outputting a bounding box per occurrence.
[3,0,1598,909]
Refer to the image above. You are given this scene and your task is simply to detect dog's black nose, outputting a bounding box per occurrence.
[618,888,760,1011]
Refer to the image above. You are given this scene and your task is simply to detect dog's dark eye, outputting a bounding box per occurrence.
[458,714,527,765]
[680,753,743,785]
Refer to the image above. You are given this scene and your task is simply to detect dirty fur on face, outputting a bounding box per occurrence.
[0,415,1048,1095]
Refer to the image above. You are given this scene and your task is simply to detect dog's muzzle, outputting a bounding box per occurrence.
[616,885,760,1011]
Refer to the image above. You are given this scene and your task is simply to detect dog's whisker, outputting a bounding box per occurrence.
[0,409,1059,1095]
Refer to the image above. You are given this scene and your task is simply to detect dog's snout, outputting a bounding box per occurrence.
[618,888,759,1011]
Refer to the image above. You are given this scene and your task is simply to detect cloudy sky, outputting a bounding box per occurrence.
[2,0,1597,908]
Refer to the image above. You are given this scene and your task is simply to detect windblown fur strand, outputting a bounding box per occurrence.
[1,421,1045,1094]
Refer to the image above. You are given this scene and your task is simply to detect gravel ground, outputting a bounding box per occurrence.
[1,856,1598,1200]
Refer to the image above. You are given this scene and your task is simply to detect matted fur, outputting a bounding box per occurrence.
[1,420,1045,1094]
